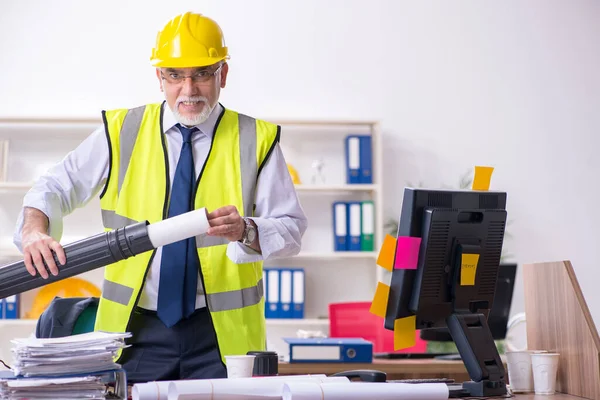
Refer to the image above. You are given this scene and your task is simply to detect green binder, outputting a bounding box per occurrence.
[360,200,375,251]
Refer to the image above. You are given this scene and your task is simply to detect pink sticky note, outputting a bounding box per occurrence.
[394,236,422,270]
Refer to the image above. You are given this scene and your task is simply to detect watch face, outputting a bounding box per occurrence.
[246,227,256,243]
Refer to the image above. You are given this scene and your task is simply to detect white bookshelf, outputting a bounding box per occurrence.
[0,116,384,360]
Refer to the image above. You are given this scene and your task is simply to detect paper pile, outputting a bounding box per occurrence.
[10,331,131,377]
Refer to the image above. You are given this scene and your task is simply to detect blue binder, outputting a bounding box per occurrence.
[3,295,18,319]
[346,201,362,251]
[279,268,293,319]
[332,202,348,251]
[359,135,372,183]
[285,338,373,363]
[345,135,361,184]
[291,268,305,319]
[265,268,280,318]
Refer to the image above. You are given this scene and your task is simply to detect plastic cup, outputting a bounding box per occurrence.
[225,355,256,378]
[505,351,534,392]
[531,353,560,395]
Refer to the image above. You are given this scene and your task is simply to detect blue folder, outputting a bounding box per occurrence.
[345,135,361,184]
[285,337,373,363]
[332,202,348,251]
[346,201,362,251]
[359,135,372,183]
[291,267,305,319]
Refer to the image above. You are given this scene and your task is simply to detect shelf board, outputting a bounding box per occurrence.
[1,244,378,261]
[294,184,378,192]
[284,251,378,260]
[266,318,329,326]
[0,181,33,191]
[0,117,376,127]
[0,318,328,328]
[0,319,37,326]
[0,183,378,193]
[0,247,20,260]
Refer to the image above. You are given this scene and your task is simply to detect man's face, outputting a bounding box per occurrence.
[156,62,228,126]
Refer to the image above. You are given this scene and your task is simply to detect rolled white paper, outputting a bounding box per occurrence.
[282,381,450,400]
[147,208,210,248]
[132,381,170,400]
[134,374,329,400]
[167,375,350,400]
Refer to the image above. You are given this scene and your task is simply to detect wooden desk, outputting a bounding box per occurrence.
[279,359,472,381]
[515,396,582,400]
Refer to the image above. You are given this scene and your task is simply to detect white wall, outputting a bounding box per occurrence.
[1,0,600,326]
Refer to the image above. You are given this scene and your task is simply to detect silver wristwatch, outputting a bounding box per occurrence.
[241,217,257,245]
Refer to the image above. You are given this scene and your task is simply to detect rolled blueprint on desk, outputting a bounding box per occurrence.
[282,381,449,400]
[132,375,333,400]
[164,375,350,400]
[0,208,210,300]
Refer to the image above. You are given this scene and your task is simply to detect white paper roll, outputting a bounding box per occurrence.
[132,381,170,400]
[281,381,322,400]
[167,375,349,400]
[282,381,450,400]
[147,208,210,248]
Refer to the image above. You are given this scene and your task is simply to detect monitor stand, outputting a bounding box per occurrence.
[446,313,507,397]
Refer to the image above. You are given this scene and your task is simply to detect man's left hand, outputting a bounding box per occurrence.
[206,205,245,242]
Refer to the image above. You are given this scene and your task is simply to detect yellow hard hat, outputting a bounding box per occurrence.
[150,12,229,68]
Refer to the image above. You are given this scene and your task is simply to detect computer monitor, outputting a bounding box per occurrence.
[384,187,508,397]
[420,263,517,342]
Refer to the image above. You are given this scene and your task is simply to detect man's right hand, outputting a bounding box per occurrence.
[22,231,66,279]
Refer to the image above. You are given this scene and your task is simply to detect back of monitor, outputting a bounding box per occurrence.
[523,260,600,399]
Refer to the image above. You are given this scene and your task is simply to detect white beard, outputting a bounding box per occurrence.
[170,95,214,126]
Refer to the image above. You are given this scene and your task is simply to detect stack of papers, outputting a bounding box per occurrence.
[0,376,107,400]
[9,331,131,377]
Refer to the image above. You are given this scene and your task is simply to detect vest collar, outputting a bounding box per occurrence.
[162,101,224,138]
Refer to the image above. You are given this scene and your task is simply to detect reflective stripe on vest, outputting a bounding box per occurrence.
[102,276,264,312]
[239,113,257,218]
[102,209,139,229]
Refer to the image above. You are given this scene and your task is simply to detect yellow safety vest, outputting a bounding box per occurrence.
[95,102,280,363]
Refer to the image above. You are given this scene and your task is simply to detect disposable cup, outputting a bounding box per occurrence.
[505,351,533,392]
[225,355,256,378]
[531,353,560,395]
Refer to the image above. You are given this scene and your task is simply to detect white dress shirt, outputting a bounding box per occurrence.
[13,102,307,310]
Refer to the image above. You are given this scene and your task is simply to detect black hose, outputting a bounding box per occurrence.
[0,222,154,300]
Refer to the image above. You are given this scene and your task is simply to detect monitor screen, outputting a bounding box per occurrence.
[384,187,509,397]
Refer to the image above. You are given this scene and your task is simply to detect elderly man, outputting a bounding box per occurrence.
[14,12,307,382]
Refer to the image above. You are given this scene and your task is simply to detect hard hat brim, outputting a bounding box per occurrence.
[151,55,228,69]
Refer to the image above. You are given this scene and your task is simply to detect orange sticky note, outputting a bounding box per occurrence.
[394,315,416,350]
[460,253,480,286]
[472,166,494,191]
[394,236,421,270]
[369,282,390,318]
[376,234,397,272]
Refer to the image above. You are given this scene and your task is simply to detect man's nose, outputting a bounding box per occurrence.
[181,77,198,95]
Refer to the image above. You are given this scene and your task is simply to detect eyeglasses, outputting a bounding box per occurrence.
[160,64,223,85]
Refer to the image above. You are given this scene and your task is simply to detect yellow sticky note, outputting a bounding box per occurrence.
[376,234,397,272]
[460,253,480,286]
[369,282,390,318]
[472,166,494,191]
[394,315,416,350]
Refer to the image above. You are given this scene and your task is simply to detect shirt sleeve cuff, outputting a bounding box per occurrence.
[12,192,64,252]
[226,217,285,263]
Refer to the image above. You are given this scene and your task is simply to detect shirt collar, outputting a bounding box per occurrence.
[162,101,223,138]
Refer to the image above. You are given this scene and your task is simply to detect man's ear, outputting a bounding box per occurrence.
[220,62,229,89]
[156,68,163,91]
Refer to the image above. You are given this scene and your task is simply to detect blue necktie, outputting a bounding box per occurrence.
[157,124,200,327]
